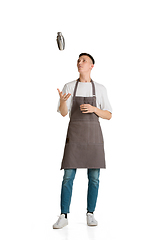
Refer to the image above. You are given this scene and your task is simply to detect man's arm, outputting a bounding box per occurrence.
[94,107,112,120]
[80,104,112,120]
[59,101,68,117]
[57,89,71,117]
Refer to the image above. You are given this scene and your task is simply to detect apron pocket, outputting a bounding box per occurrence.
[88,122,104,144]
[67,121,88,144]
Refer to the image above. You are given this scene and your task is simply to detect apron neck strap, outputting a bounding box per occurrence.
[73,79,96,97]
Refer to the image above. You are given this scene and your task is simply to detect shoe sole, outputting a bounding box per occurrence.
[53,222,68,229]
[87,223,98,226]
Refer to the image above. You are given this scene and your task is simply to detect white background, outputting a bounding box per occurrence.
[0,0,160,239]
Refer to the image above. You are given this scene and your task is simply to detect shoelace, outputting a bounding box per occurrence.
[87,214,96,224]
[88,215,93,220]
[56,215,63,225]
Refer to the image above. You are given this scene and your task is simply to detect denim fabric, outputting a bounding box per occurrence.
[60,169,100,214]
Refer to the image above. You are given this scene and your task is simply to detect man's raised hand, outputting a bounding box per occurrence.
[57,89,71,102]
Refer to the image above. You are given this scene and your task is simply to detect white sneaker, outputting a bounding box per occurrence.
[86,213,98,226]
[53,214,68,229]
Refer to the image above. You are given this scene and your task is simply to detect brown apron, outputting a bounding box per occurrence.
[61,79,106,169]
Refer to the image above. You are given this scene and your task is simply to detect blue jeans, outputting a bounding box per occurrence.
[60,169,100,214]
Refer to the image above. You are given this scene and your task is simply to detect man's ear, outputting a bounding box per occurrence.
[90,64,94,70]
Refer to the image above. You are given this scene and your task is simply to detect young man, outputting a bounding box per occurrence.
[53,53,112,229]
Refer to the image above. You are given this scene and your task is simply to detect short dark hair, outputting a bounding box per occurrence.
[79,53,95,65]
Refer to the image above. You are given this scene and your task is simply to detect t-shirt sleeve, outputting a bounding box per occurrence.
[99,86,112,113]
[57,84,72,114]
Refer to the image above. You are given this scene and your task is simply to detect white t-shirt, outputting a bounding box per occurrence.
[57,80,112,117]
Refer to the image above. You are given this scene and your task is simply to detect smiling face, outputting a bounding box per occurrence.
[77,55,94,73]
